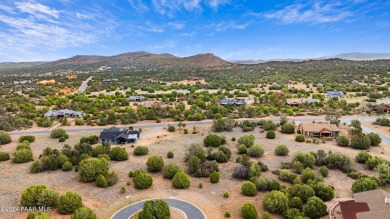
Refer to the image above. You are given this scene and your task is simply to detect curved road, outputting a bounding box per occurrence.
[8,117,390,146]
[111,198,205,219]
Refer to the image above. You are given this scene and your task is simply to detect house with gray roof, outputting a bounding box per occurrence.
[44,109,85,119]
[326,90,344,98]
[99,126,140,144]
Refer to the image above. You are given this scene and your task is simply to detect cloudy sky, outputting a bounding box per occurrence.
[0,0,389,62]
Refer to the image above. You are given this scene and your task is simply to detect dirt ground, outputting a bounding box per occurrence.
[1,124,390,219]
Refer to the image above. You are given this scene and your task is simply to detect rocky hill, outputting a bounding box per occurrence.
[0,52,232,70]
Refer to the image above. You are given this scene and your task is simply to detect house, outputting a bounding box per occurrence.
[138,101,168,109]
[129,96,144,102]
[370,103,390,114]
[285,98,319,106]
[99,126,140,144]
[337,189,390,219]
[187,76,201,81]
[298,122,340,139]
[352,80,368,86]
[219,99,245,106]
[102,79,119,82]
[326,90,344,98]
[44,109,85,119]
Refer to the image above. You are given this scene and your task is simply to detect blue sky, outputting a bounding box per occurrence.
[0,0,390,62]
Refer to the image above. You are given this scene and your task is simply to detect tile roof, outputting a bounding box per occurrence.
[339,201,370,219]
[299,122,341,132]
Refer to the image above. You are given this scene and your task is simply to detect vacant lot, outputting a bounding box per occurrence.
[1,124,389,219]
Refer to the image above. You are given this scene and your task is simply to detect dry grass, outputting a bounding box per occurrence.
[1,125,390,219]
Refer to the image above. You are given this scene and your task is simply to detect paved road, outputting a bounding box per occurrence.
[8,117,390,147]
[111,198,205,219]
[78,76,93,92]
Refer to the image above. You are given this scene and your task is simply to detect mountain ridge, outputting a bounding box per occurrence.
[1,52,390,69]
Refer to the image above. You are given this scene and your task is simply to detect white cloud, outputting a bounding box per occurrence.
[0,1,117,61]
[206,21,248,31]
[128,0,148,11]
[179,32,196,37]
[262,1,353,24]
[207,0,228,9]
[15,1,61,19]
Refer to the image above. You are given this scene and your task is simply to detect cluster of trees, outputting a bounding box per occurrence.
[21,184,96,218]
[337,119,382,149]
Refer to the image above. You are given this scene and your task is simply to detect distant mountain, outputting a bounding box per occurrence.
[230,52,390,64]
[322,52,390,60]
[0,52,231,70]
[230,59,304,64]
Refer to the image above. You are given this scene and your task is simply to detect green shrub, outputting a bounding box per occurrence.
[319,166,329,177]
[50,128,66,138]
[13,149,33,163]
[351,177,380,193]
[263,211,271,219]
[163,163,181,179]
[146,156,164,172]
[183,129,188,134]
[71,207,96,219]
[198,183,203,188]
[134,173,153,189]
[326,152,353,173]
[109,147,128,161]
[187,156,201,175]
[223,192,229,198]
[366,156,387,170]
[59,136,66,142]
[0,152,10,161]
[96,174,108,188]
[250,176,268,191]
[185,143,206,162]
[293,152,316,168]
[62,161,73,171]
[210,171,220,183]
[0,131,11,145]
[278,169,298,183]
[367,133,381,146]
[58,191,82,214]
[289,184,315,202]
[241,181,257,196]
[238,135,255,147]
[281,123,295,134]
[225,211,230,217]
[27,212,50,219]
[167,151,174,158]
[21,184,59,207]
[74,119,85,126]
[237,144,247,154]
[304,197,327,218]
[275,144,289,156]
[247,144,264,157]
[167,125,176,132]
[105,171,118,186]
[263,190,289,213]
[289,197,303,209]
[203,134,222,147]
[78,158,109,182]
[336,136,349,147]
[128,171,134,178]
[16,142,30,150]
[295,135,305,142]
[19,135,36,143]
[172,171,190,189]
[355,151,372,163]
[30,161,41,173]
[133,146,149,156]
[231,137,236,141]
[138,200,170,219]
[350,134,371,149]
[266,130,276,139]
[210,150,229,163]
[241,203,258,219]
[120,186,126,194]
